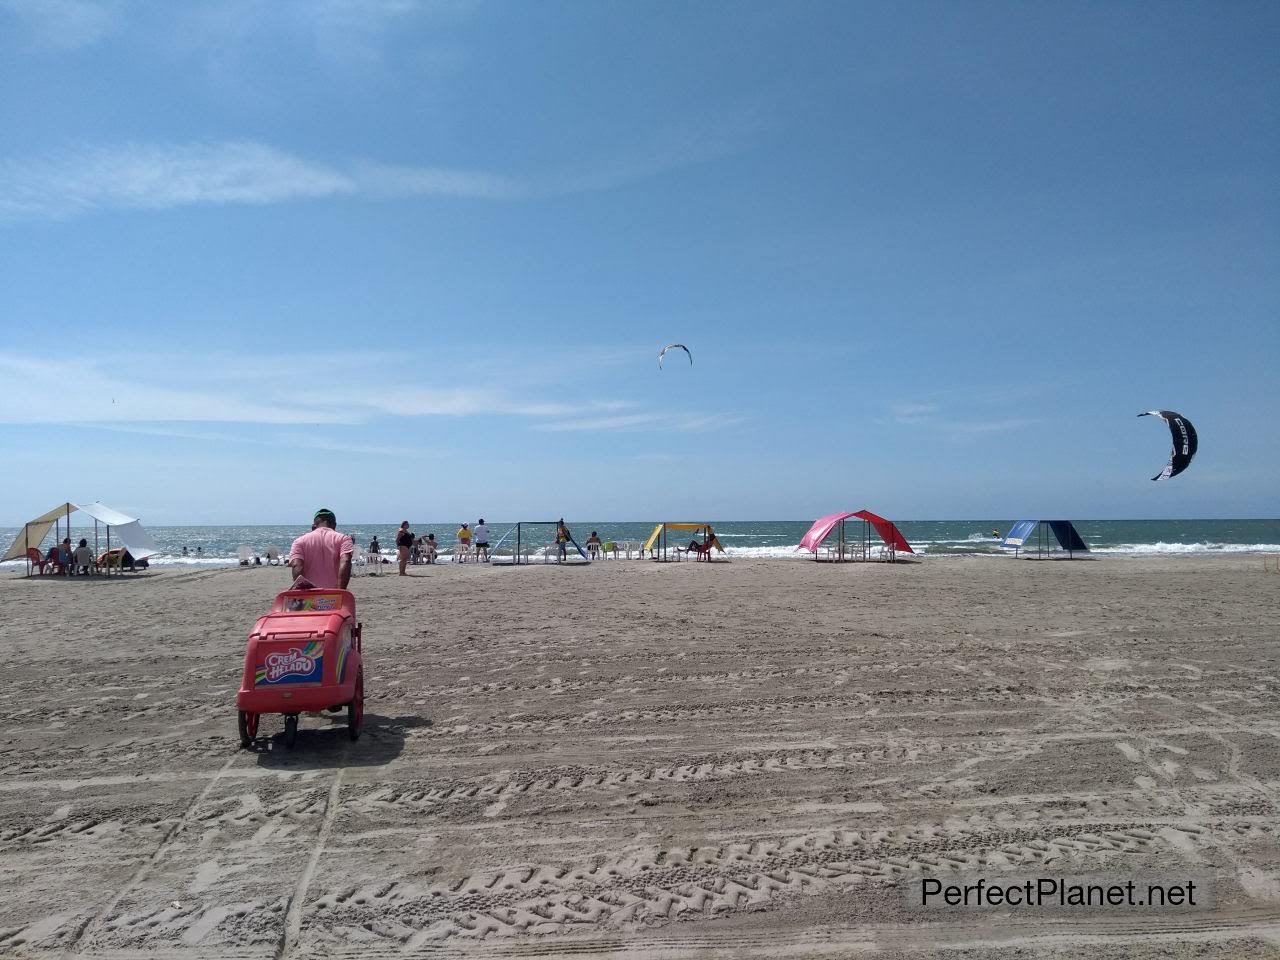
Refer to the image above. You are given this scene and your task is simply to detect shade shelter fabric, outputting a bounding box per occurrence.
[1,502,76,562]
[2,501,159,562]
[1001,520,1089,557]
[798,510,914,555]
[642,523,726,562]
[643,523,725,553]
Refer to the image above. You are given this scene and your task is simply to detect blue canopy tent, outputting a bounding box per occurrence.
[1001,520,1089,559]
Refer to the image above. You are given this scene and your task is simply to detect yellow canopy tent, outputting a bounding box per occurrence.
[643,522,726,562]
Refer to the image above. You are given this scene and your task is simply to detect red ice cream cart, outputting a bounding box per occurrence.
[236,589,364,749]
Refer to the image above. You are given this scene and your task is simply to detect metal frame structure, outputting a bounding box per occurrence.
[1008,520,1086,560]
[490,521,589,564]
[819,517,898,564]
[19,508,124,577]
[649,522,722,563]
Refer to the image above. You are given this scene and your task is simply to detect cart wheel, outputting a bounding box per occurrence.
[237,710,259,748]
[348,670,364,742]
[284,714,298,750]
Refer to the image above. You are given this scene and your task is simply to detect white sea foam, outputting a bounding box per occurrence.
[4,540,1276,570]
[1090,542,1280,555]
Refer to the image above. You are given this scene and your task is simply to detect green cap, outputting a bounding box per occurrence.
[313,507,336,522]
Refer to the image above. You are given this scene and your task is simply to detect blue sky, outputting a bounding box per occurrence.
[0,0,1276,523]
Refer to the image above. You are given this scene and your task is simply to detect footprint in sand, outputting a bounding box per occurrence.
[1114,742,1142,762]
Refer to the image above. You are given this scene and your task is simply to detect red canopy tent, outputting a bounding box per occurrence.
[798,510,913,562]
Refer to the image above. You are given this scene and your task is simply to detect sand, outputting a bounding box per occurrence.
[1,554,1278,959]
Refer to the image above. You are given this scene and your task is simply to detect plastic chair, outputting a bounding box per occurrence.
[27,547,50,574]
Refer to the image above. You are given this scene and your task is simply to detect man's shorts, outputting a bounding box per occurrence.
[475,542,489,549]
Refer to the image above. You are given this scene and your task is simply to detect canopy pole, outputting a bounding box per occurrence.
[24,522,30,577]
[94,520,99,574]
[107,526,111,576]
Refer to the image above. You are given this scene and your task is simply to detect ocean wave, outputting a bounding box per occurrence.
[1089,542,1280,555]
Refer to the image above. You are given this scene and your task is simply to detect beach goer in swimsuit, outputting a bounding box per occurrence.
[287,508,354,589]
[456,523,471,562]
[585,531,601,559]
[396,521,414,576]
[424,533,437,563]
[473,519,491,562]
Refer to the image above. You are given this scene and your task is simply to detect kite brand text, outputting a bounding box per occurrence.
[1175,418,1190,453]
[918,876,1205,910]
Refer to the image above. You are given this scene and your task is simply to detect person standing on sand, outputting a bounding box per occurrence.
[555,519,571,562]
[396,520,414,576]
[287,508,354,590]
[473,518,491,563]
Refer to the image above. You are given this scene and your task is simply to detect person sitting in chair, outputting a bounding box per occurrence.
[74,538,93,575]
[585,531,602,559]
[686,537,715,561]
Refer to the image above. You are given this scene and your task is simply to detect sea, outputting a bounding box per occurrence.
[4,520,1278,567]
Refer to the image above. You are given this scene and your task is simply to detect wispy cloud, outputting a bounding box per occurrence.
[1,0,119,50]
[0,119,762,221]
[889,402,940,423]
[537,412,740,433]
[83,422,438,460]
[943,417,1040,434]
[0,354,354,425]
[2,0,474,56]
[0,142,355,221]
[886,399,1037,436]
[0,352,738,440]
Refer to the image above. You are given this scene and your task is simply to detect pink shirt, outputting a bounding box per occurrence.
[287,527,354,589]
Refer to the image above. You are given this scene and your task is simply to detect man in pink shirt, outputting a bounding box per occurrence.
[288,508,354,590]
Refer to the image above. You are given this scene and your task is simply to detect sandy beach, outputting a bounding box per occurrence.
[1,554,1278,958]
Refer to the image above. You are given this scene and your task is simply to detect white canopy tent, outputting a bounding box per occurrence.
[2,501,160,569]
